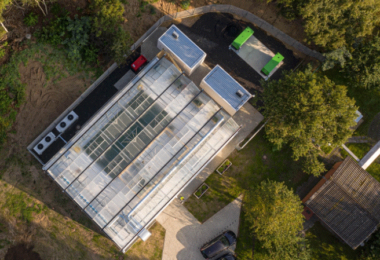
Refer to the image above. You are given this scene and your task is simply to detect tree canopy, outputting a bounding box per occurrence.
[262,68,357,176]
[245,180,309,260]
[343,36,380,89]
[300,0,380,50]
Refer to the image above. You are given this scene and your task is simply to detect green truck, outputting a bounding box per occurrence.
[261,53,284,76]
[231,27,254,50]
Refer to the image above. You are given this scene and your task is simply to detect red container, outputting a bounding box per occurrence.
[131,55,147,72]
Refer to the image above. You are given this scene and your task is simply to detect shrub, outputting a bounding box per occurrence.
[62,16,91,61]
[24,12,38,27]
[180,0,190,10]
[111,27,133,64]
[150,5,156,14]
[0,41,7,58]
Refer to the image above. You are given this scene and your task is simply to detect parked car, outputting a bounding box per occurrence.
[216,253,237,260]
[200,230,237,259]
[131,55,147,72]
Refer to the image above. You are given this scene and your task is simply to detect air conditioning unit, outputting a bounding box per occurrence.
[33,132,56,155]
[56,111,78,133]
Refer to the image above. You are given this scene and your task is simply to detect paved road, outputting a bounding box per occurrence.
[157,194,243,260]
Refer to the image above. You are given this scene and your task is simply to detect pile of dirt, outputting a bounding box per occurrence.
[4,244,42,260]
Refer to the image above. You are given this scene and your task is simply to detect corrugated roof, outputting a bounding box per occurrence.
[159,25,205,69]
[305,156,380,249]
[203,65,251,111]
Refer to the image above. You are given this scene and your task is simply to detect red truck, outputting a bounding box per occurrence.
[131,55,148,72]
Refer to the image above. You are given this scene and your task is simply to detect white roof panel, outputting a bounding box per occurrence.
[159,25,205,69]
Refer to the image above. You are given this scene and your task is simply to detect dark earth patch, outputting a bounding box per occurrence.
[5,244,42,260]
[368,112,380,141]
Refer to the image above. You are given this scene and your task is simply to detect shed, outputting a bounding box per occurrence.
[157,25,206,75]
[200,65,252,116]
[303,157,380,249]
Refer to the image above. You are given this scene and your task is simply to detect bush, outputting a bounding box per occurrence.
[90,0,124,37]
[62,16,91,62]
[0,41,7,58]
[180,0,191,10]
[111,27,133,64]
[23,12,38,27]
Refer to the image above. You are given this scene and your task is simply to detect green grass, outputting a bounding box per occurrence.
[185,130,362,259]
[185,131,309,259]
[340,143,380,182]
[307,222,362,260]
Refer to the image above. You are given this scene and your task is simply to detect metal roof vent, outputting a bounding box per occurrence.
[172,31,179,39]
[236,90,244,98]
[138,228,152,241]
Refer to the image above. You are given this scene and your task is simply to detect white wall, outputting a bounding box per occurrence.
[200,80,237,116]
[360,140,380,169]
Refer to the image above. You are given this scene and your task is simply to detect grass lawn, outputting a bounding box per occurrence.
[185,131,309,259]
[340,143,380,182]
[185,130,362,259]
[307,222,362,260]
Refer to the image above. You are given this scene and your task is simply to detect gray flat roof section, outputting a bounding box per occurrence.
[203,65,252,111]
[158,25,206,69]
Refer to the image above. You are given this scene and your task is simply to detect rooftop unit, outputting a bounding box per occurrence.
[157,25,206,76]
[33,132,56,155]
[56,111,79,133]
[200,65,252,116]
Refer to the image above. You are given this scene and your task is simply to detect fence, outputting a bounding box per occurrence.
[130,4,324,61]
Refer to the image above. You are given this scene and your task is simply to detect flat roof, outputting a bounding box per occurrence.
[203,65,251,111]
[42,56,240,250]
[158,25,205,69]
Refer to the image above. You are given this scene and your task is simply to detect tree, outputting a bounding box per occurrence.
[322,46,352,71]
[344,36,380,89]
[245,180,310,260]
[262,68,357,176]
[90,0,124,37]
[110,27,133,64]
[300,0,380,50]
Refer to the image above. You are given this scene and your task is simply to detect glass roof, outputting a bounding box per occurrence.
[45,56,240,250]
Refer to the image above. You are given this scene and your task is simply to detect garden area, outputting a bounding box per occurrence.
[184,130,364,260]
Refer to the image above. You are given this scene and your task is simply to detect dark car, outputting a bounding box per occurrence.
[216,253,237,260]
[200,230,237,259]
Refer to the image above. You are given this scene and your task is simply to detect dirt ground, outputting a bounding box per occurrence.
[5,244,42,260]
[11,60,90,150]
[0,54,165,260]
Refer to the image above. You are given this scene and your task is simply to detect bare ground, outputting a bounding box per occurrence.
[0,58,165,259]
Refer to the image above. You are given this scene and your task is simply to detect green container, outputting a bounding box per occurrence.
[261,53,284,75]
[232,27,254,50]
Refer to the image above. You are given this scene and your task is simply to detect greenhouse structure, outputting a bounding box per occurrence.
[29,49,252,251]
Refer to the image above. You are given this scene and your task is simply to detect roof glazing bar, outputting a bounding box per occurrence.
[102,107,220,230]
[43,56,166,171]
[127,116,225,219]
[120,124,242,251]
[83,90,205,212]
[63,72,184,192]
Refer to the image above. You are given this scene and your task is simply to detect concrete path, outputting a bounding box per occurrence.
[157,194,243,260]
